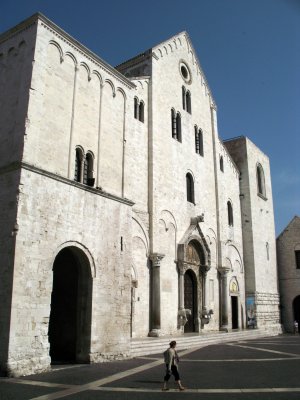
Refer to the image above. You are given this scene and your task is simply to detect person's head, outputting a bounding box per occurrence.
[169,340,176,348]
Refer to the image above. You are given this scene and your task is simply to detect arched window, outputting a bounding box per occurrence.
[138,101,144,123]
[186,173,194,203]
[75,147,83,182]
[257,164,266,197]
[134,97,138,119]
[176,112,182,142]
[227,201,233,226]
[84,153,94,187]
[182,86,186,110]
[220,156,224,172]
[186,91,191,114]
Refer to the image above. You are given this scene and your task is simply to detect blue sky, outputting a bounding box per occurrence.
[1,0,299,235]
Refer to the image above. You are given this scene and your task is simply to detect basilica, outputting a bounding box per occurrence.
[0,13,281,376]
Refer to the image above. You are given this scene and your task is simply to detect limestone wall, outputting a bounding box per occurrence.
[0,169,20,374]
[7,168,133,376]
[24,20,136,199]
[277,217,300,332]
[0,22,35,168]
[225,137,280,328]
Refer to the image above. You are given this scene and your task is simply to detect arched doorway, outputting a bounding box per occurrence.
[48,247,92,364]
[293,296,300,332]
[184,270,197,332]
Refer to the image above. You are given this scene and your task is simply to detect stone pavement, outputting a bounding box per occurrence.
[1,335,300,400]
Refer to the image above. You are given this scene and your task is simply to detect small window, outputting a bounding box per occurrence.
[134,97,138,119]
[195,128,203,156]
[171,109,176,138]
[266,242,269,261]
[85,153,94,187]
[186,91,191,114]
[295,250,300,269]
[186,173,194,203]
[227,201,233,226]
[134,98,145,123]
[257,163,266,197]
[182,86,186,110]
[75,148,83,182]
[220,156,224,172]
[176,113,182,142]
[138,101,144,123]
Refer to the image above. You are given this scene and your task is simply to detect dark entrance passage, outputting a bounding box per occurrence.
[231,296,238,329]
[184,270,196,332]
[48,247,92,364]
[293,295,300,333]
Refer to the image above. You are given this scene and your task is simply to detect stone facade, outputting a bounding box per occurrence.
[277,216,300,333]
[0,13,281,376]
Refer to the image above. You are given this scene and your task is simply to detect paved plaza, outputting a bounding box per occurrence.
[1,335,300,400]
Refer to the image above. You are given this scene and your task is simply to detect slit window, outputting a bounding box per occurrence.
[195,127,204,156]
[227,201,233,226]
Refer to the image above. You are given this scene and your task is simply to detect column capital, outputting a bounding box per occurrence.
[218,266,231,277]
[150,253,164,268]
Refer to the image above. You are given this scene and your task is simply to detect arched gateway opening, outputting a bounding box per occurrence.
[293,296,300,333]
[48,247,92,364]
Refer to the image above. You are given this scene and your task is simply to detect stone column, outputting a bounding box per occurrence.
[202,266,210,311]
[178,262,185,310]
[219,266,230,331]
[148,253,164,337]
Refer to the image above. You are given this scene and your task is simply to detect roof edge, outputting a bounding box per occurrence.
[0,12,136,89]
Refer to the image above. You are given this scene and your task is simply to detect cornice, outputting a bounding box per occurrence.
[0,161,134,207]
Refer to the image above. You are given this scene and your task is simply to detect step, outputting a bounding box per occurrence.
[130,329,279,357]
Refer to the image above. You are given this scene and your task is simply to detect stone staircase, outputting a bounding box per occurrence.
[130,329,280,357]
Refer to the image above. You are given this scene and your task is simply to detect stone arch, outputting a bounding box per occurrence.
[91,70,103,86]
[227,244,243,272]
[48,244,93,363]
[48,40,63,62]
[132,215,149,255]
[104,79,116,97]
[65,51,77,67]
[53,241,96,278]
[116,87,127,101]
[18,40,26,49]
[158,48,163,58]
[79,62,91,79]
[224,257,232,271]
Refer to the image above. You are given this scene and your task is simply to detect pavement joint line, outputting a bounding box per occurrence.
[227,343,300,357]
[27,345,203,400]
[0,378,75,389]
[138,356,300,362]
[92,386,300,393]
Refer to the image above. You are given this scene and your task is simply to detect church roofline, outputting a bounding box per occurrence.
[116,30,216,108]
[0,12,136,90]
[277,215,300,240]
